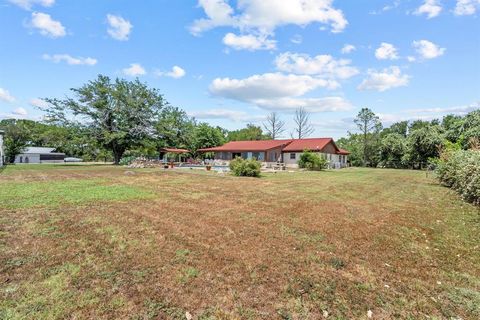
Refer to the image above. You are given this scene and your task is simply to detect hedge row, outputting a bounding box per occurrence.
[436,149,480,205]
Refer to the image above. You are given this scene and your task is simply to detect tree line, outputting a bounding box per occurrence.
[337,107,480,168]
[1,75,478,166]
[0,75,316,164]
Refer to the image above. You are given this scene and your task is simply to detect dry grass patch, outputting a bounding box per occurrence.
[0,166,479,319]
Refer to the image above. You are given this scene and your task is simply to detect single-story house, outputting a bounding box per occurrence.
[15,147,65,164]
[199,138,350,168]
[0,130,4,166]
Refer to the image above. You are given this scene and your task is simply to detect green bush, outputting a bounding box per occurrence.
[436,149,480,205]
[229,157,261,177]
[298,150,328,171]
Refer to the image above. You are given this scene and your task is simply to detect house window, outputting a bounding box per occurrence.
[290,153,296,160]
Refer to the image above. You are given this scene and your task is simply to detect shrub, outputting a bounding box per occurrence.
[298,150,328,171]
[229,157,261,177]
[436,149,480,205]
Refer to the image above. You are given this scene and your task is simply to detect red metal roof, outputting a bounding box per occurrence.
[282,138,336,152]
[337,148,350,155]
[159,148,189,154]
[198,138,350,155]
[198,140,292,152]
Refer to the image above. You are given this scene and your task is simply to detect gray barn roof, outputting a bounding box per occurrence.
[22,147,64,154]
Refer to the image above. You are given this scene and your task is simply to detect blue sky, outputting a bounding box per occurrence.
[0,0,479,138]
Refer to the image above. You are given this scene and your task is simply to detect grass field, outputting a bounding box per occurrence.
[1,165,479,319]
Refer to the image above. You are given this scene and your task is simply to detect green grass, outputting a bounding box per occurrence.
[178,267,200,284]
[0,178,154,209]
[0,163,114,175]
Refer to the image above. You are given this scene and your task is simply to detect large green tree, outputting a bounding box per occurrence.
[43,75,165,164]
[379,133,407,167]
[354,108,382,166]
[462,110,480,148]
[442,114,464,143]
[382,121,408,137]
[405,125,444,166]
[156,105,196,149]
[190,123,226,156]
[227,124,267,141]
[0,119,30,163]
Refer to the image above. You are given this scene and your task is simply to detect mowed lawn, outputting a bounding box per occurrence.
[0,165,479,319]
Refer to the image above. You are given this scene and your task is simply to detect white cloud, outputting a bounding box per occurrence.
[190,0,236,35]
[407,101,479,114]
[209,72,349,113]
[9,0,54,10]
[341,44,356,54]
[13,107,28,116]
[275,52,359,80]
[379,102,480,124]
[190,0,348,36]
[414,0,443,19]
[454,0,480,15]
[412,40,445,59]
[107,14,132,41]
[253,96,352,112]
[122,63,146,76]
[189,108,266,122]
[382,1,400,12]
[358,66,410,92]
[290,34,303,44]
[0,88,16,103]
[29,12,66,38]
[42,54,97,66]
[377,113,436,124]
[375,42,399,60]
[369,0,400,15]
[210,72,337,102]
[407,56,416,62]
[223,33,276,51]
[156,66,186,79]
[311,118,356,131]
[30,98,49,109]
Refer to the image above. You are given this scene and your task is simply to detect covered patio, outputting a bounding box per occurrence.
[159,148,190,163]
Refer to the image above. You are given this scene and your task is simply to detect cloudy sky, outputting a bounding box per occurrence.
[0,0,479,138]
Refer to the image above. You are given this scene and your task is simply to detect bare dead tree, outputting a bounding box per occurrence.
[262,112,285,139]
[293,107,314,139]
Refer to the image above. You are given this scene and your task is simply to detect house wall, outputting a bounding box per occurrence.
[283,151,348,168]
[322,142,337,154]
[283,141,349,169]
[283,152,301,166]
[265,146,283,162]
[15,153,41,164]
[14,153,65,164]
[214,148,283,162]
